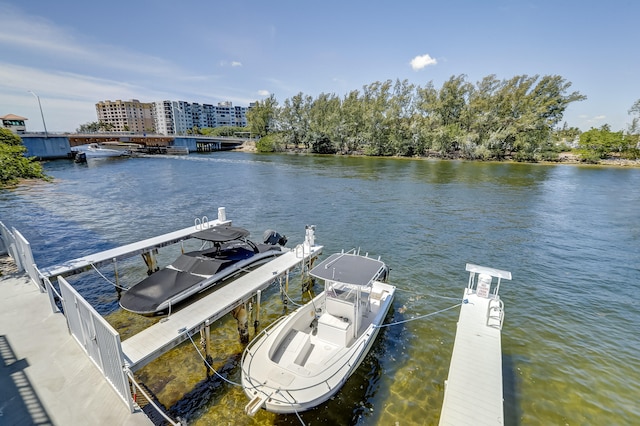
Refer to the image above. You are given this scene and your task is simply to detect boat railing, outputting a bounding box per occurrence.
[242,315,288,369]
[253,334,368,403]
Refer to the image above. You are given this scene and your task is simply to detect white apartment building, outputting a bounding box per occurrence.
[96,99,251,136]
[150,100,252,135]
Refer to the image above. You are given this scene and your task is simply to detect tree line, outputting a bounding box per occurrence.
[247,74,640,162]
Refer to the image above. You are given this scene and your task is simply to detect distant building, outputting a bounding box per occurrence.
[148,100,251,136]
[0,114,28,134]
[151,101,175,136]
[95,99,154,133]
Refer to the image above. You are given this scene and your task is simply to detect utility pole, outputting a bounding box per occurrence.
[28,91,48,138]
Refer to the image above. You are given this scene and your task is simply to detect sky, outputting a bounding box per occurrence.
[1,0,638,133]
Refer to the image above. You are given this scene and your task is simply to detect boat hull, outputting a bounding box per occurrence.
[75,143,130,158]
[241,280,395,414]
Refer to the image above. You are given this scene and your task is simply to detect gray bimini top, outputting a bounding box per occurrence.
[310,253,386,287]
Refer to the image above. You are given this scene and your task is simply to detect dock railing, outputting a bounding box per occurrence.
[57,275,133,411]
[0,221,41,290]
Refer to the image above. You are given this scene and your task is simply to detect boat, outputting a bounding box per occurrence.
[119,225,288,315]
[241,249,395,415]
[75,143,130,158]
[73,151,87,163]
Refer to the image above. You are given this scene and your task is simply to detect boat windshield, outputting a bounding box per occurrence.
[325,280,359,304]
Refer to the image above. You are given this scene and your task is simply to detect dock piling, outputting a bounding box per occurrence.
[254,290,261,332]
[233,303,249,344]
[141,249,159,275]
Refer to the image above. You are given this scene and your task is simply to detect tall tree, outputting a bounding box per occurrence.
[247,94,278,138]
[628,99,640,135]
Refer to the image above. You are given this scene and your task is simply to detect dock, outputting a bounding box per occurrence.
[1,209,324,422]
[439,264,512,426]
[0,264,152,425]
[40,213,230,279]
[122,244,322,371]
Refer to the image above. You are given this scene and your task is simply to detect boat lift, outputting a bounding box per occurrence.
[38,209,322,369]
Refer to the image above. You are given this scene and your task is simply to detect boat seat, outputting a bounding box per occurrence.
[275,330,313,367]
[325,297,355,324]
[317,312,352,346]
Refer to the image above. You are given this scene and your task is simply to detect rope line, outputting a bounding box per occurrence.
[394,286,462,301]
[375,302,462,328]
[127,371,180,426]
[282,288,303,307]
[186,332,242,387]
[89,262,129,290]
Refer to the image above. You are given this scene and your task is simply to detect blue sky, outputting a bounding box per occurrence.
[1,0,638,133]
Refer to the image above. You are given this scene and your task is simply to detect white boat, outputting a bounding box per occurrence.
[241,250,395,415]
[76,143,130,158]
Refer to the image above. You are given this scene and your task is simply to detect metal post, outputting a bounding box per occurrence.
[113,257,121,296]
[254,290,261,332]
[285,270,289,296]
[28,91,48,138]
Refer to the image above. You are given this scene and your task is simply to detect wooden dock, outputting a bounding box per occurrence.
[439,264,511,426]
[121,244,322,372]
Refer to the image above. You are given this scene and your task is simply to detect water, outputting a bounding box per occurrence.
[1,153,639,425]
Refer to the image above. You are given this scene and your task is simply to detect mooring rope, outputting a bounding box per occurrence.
[127,371,180,426]
[394,285,462,301]
[374,302,463,328]
[283,288,303,307]
[187,329,307,425]
[186,332,242,387]
[89,262,129,290]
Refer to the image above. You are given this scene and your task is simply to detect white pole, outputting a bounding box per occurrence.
[28,91,48,138]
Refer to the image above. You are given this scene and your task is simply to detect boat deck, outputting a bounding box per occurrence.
[121,244,322,371]
[439,288,504,425]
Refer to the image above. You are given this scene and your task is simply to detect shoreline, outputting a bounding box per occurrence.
[232,142,640,169]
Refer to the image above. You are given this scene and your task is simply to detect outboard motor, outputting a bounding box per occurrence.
[263,230,287,246]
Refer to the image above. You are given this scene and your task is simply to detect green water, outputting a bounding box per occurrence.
[2,152,638,425]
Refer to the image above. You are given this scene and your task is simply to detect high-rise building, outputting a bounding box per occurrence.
[151,101,174,136]
[98,99,252,135]
[95,99,154,133]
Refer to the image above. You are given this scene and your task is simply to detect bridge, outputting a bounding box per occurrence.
[20,133,249,159]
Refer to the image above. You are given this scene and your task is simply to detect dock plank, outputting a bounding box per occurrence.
[439,289,504,426]
[121,244,322,371]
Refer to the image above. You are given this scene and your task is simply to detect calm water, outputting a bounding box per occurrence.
[1,152,638,425]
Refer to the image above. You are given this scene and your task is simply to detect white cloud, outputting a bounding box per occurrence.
[257,90,270,96]
[410,53,437,71]
[231,61,242,67]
